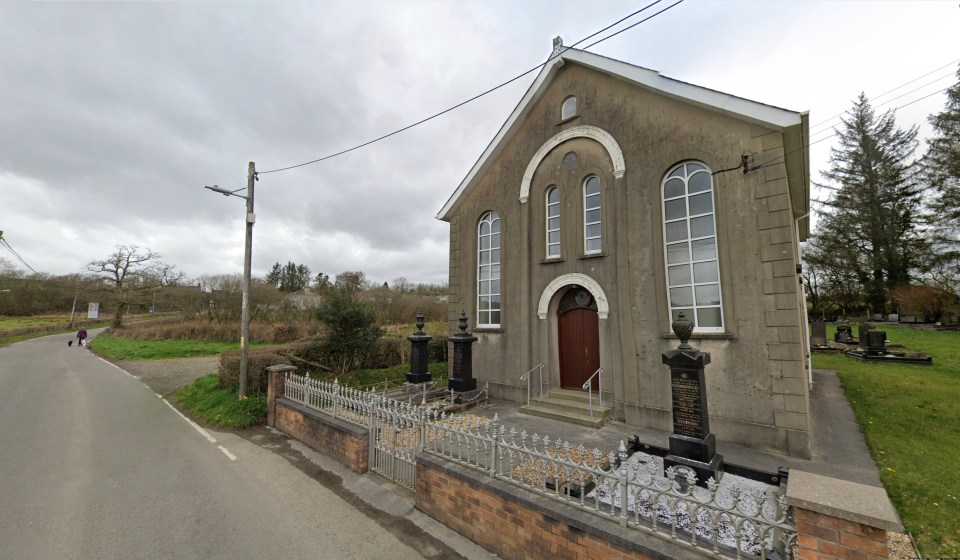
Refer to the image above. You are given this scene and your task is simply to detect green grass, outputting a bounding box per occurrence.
[89,334,248,360]
[812,324,960,557]
[343,361,448,388]
[0,315,75,329]
[175,374,267,428]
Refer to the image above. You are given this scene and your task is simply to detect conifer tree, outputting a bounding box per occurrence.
[806,94,927,314]
[924,65,960,291]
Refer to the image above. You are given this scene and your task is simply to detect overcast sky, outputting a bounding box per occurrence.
[2,0,957,286]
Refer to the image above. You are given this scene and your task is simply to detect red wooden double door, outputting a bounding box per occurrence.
[557,287,600,391]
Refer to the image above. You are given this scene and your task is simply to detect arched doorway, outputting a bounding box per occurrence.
[558,286,600,390]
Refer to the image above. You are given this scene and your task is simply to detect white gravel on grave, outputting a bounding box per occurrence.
[585,450,788,557]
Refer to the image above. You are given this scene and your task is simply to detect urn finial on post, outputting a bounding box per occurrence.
[672,312,694,351]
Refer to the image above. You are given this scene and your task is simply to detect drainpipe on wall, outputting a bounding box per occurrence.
[796,213,813,388]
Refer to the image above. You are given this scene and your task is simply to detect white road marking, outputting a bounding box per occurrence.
[161,398,218,443]
[218,446,237,461]
[97,355,236,460]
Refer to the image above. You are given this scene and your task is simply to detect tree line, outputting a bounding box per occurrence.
[803,66,960,322]
[0,249,448,327]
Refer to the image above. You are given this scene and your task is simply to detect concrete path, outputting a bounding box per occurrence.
[0,331,495,560]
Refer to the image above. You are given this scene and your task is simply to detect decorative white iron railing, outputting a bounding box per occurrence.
[423,411,796,560]
[282,372,796,559]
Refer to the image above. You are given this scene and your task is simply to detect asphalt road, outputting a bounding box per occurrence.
[0,332,477,560]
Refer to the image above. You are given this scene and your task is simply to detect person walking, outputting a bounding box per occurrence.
[76,328,87,348]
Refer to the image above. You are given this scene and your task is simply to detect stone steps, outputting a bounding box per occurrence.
[519,389,612,428]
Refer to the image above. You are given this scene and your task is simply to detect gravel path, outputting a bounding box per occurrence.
[113,356,219,396]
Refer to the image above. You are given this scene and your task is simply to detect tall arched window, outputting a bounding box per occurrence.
[477,211,501,327]
[546,187,560,258]
[583,176,601,254]
[662,162,723,331]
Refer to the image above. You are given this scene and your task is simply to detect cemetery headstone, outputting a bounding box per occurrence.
[406,312,432,384]
[810,322,827,346]
[662,313,723,488]
[835,325,853,344]
[448,311,478,392]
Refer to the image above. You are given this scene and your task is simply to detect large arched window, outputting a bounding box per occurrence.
[662,162,723,331]
[477,211,501,327]
[583,176,601,254]
[546,187,560,258]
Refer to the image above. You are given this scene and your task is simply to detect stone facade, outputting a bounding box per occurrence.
[438,46,812,457]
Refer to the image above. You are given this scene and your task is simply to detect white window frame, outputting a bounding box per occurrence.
[661,162,724,332]
[477,211,501,328]
[546,186,560,258]
[583,176,601,255]
[561,96,577,120]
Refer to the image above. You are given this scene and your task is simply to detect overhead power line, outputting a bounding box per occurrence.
[258,0,685,175]
[759,84,954,174]
[0,236,40,275]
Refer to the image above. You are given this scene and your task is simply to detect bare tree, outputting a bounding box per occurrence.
[87,246,182,328]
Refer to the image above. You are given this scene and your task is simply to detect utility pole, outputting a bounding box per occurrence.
[239,161,256,400]
[68,277,79,328]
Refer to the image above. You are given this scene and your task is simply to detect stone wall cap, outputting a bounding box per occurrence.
[786,469,904,532]
[266,364,298,372]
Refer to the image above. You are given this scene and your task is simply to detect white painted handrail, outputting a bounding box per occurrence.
[582,367,603,419]
[520,362,545,406]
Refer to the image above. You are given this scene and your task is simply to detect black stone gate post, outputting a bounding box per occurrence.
[448,311,478,392]
[407,312,433,384]
[662,313,723,487]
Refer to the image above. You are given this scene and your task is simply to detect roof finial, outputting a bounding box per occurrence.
[552,36,563,55]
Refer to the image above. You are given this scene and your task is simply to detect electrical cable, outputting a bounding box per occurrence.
[258,0,684,175]
[809,71,958,139]
[809,57,960,130]
[0,237,40,275]
[758,84,953,174]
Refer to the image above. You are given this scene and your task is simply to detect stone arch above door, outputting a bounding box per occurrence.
[537,273,609,320]
[519,125,625,204]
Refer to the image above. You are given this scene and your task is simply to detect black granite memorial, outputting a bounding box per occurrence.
[406,312,433,384]
[865,330,887,356]
[448,311,478,392]
[662,313,723,488]
[834,324,854,344]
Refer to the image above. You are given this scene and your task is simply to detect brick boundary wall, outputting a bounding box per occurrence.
[273,398,369,474]
[795,508,889,560]
[416,453,715,560]
[787,470,903,560]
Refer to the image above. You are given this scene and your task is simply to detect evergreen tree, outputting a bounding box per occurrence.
[807,94,927,314]
[265,262,283,288]
[924,65,960,291]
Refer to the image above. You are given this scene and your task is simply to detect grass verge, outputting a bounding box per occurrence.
[812,325,960,557]
[90,334,257,360]
[176,374,266,428]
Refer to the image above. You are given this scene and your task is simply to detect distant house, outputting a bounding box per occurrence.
[437,40,812,458]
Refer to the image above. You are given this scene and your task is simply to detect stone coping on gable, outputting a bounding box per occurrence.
[786,469,904,532]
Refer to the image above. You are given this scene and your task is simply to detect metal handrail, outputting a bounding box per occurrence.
[520,362,545,406]
[582,367,603,419]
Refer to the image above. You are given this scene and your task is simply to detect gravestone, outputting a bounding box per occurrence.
[872,314,884,321]
[835,325,853,344]
[865,330,887,356]
[810,322,827,346]
[448,311,478,392]
[888,314,899,322]
[858,323,872,349]
[406,312,432,384]
[662,313,723,487]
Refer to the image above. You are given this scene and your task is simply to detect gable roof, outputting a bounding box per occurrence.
[436,44,810,236]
